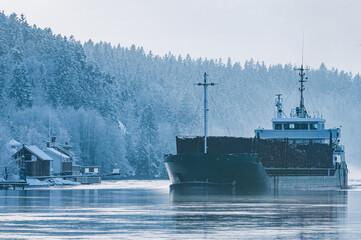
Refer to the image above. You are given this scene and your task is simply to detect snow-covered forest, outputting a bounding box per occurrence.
[1,12,360,178]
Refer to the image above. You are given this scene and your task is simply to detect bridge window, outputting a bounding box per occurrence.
[310,123,318,130]
[284,123,295,130]
[284,123,308,130]
[275,124,282,130]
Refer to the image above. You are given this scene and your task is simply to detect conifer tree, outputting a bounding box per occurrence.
[0,57,7,107]
[9,63,32,109]
[135,105,161,177]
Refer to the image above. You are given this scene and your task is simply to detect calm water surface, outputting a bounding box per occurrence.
[0,180,361,239]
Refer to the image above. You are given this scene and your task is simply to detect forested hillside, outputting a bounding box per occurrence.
[0,12,360,178]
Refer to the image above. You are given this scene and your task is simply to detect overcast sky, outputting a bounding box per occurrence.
[2,0,361,74]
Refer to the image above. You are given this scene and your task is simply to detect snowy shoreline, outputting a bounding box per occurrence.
[26,178,80,187]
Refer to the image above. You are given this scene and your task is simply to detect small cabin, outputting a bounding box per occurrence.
[12,145,52,177]
[81,166,100,175]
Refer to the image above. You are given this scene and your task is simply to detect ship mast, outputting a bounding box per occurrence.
[195,73,217,153]
[294,37,310,118]
[294,64,309,118]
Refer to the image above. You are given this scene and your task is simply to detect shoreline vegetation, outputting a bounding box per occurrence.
[0,12,361,181]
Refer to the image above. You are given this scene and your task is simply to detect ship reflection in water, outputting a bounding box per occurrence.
[0,180,360,239]
[169,184,351,239]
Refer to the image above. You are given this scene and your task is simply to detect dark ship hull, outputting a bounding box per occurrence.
[164,153,269,192]
[164,136,347,191]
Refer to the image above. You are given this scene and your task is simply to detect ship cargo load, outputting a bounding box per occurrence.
[176,136,333,169]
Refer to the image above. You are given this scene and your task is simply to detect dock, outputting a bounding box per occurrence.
[0,181,29,190]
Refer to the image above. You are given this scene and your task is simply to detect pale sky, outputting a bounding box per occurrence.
[1,0,361,74]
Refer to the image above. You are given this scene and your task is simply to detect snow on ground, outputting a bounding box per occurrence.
[27,178,80,186]
[69,180,170,191]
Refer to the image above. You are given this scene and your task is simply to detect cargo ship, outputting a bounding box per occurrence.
[164,67,348,191]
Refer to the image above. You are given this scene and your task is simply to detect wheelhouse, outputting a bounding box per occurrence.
[255,117,340,144]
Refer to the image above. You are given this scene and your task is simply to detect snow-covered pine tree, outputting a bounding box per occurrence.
[134,105,161,177]
[0,57,8,108]
[9,63,32,109]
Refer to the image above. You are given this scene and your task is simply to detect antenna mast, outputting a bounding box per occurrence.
[195,72,217,153]
[294,36,309,118]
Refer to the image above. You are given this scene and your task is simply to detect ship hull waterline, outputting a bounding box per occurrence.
[164,153,348,192]
[164,153,269,193]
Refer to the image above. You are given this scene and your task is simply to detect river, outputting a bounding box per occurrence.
[0,180,361,239]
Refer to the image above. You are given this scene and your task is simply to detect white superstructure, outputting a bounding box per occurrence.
[254,65,346,168]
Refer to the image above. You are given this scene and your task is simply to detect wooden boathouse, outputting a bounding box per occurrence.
[12,145,52,177]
